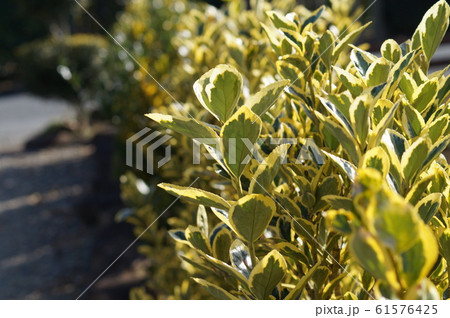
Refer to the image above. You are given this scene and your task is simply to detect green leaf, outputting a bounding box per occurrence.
[317,113,360,164]
[301,6,325,31]
[402,105,425,138]
[411,79,438,113]
[416,193,442,224]
[273,193,302,218]
[247,80,289,117]
[422,135,450,169]
[384,51,416,99]
[292,217,315,244]
[159,183,231,210]
[361,147,390,178]
[249,144,289,194]
[381,129,408,184]
[381,39,401,63]
[314,175,341,210]
[327,92,352,120]
[313,266,332,292]
[276,60,305,86]
[437,75,450,103]
[427,114,449,143]
[193,278,239,300]
[228,194,276,243]
[400,224,439,288]
[168,229,188,243]
[210,205,232,226]
[428,163,447,194]
[285,261,322,300]
[373,196,421,253]
[185,225,211,254]
[401,137,431,184]
[399,73,417,101]
[193,64,243,122]
[196,205,209,236]
[211,226,232,263]
[249,250,287,299]
[350,228,399,289]
[333,22,371,61]
[333,67,364,97]
[438,229,450,263]
[319,96,354,136]
[326,209,352,235]
[261,23,282,55]
[281,55,310,76]
[412,0,450,63]
[381,129,408,161]
[323,195,354,211]
[405,174,434,205]
[368,101,399,149]
[145,113,218,140]
[274,242,309,266]
[267,11,297,31]
[323,151,357,182]
[319,30,335,69]
[350,47,376,76]
[220,107,262,178]
[281,28,304,52]
[365,58,391,87]
[350,97,370,145]
[230,239,253,278]
[201,254,249,289]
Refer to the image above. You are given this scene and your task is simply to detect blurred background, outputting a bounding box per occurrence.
[0,0,448,299]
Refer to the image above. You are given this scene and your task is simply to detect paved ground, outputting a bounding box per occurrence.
[0,145,97,299]
[0,93,75,152]
[0,93,145,299]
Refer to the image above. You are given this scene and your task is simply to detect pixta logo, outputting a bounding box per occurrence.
[126,128,172,174]
[126,127,324,175]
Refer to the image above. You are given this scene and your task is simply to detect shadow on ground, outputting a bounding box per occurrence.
[0,131,147,299]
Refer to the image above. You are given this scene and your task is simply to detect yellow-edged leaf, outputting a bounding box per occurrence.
[220,106,262,178]
[159,183,230,210]
[228,194,275,243]
[249,250,287,299]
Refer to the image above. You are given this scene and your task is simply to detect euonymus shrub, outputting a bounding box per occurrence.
[147,0,450,299]
[118,0,364,299]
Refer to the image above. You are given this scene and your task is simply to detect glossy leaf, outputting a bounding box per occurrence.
[350,97,370,145]
[185,225,211,254]
[146,113,218,140]
[381,39,401,63]
[196,205,209,236]
[401,138,430,184]
[361,147,390,178]
[249,144,289,194]
[193,278,239,300]
[193,64,243,122]
[230,239,253,278]
[229,194,276,243]
[411,0,450,63]
[411,79,438,113]
[247,80,289,117]
[350,228,399,290]
[365,58,390,87]
[400,224,439,288]
[416,193,442,224]
[221,106,262,178]
[159,183,230,210]
[249,250,287,299]
[212,226,232,263]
